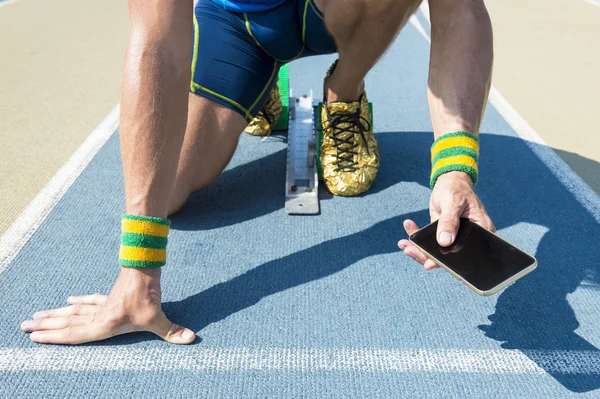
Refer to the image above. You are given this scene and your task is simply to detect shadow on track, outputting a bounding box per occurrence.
[109,131,600,392]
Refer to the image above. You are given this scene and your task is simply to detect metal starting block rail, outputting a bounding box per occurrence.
[284,94,319,215]
[273,65,371,215]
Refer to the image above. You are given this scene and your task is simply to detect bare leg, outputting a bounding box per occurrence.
[316,0,421,102]
[314,0,420,196]
[169,94,248,215]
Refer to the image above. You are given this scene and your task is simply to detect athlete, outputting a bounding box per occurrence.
[21,0,496,344]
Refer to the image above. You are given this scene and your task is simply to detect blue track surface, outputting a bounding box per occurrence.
[1,19,600,398]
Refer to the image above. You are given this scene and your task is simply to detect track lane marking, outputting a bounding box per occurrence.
[0,105,120,275]
[1,347,599,374]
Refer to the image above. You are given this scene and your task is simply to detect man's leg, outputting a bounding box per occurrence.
[243,77,283,137]
[169,0,286,212]
[169,94,248,215]
[317,0,421,103]
[313,0,420,196]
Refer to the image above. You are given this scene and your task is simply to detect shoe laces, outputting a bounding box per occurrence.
[320,110,372,172]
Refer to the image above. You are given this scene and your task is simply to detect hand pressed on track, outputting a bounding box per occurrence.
[21,268,195,345]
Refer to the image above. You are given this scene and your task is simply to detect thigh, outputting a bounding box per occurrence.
[172,0,286,213]
[170,94,248,215]
[245,0,337,60]
[191,0,281,120]
[243,0,305,62]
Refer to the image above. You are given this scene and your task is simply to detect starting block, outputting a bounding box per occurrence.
[284,94,319,215]
[272,65,373,215]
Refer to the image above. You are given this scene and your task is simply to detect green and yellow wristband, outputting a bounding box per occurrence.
[119,214,171,268]
[430,131,479,189]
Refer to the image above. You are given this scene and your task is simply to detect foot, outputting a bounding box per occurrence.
[320,60,379,196]
[245,79,283,136]
[21,268,195,345]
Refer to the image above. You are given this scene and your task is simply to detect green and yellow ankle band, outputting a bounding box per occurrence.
[119,214,171,268]
[430,131,479,189]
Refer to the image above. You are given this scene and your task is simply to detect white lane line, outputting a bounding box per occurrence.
[582,0,600,7]
[411,6,600,224]
[1,347,599,374]
[409,15,429,42]
[0,105,120,275]
[488,88,600,224]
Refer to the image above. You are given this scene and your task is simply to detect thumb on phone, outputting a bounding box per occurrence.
[436,208,461,247]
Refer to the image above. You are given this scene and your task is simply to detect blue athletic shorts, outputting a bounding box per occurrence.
[190,0,337,121]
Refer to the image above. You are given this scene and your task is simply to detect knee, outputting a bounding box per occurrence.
[168,175,219,216]
[323,0,421,38]
[180,172,219,198]
[189,175,219,193]
[169,171,218,213]
[321,0,367,39]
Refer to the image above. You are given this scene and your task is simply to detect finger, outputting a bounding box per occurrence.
[21,316,89,332]
[436,206,462,247]
[398,239,410,250]
[404,246,430,266]
[67,293,107,306]
[402,242,439,270]
[402,219,421,236]
[29,325,106,345]
[465,196,495,233]
[423,259,438,270]
[482,214,496,233]
[148,312,196,345]
[469,213,496,233]
[34,304,96,319]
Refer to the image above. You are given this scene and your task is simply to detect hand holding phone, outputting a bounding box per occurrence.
[407,219,537,296]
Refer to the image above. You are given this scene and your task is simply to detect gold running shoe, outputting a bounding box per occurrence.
[244,78,283,136]
[320,63,379,196]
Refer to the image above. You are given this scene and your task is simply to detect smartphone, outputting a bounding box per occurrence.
[408,218,537,296]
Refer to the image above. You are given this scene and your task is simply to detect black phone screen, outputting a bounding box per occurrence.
[409,219,536,292]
